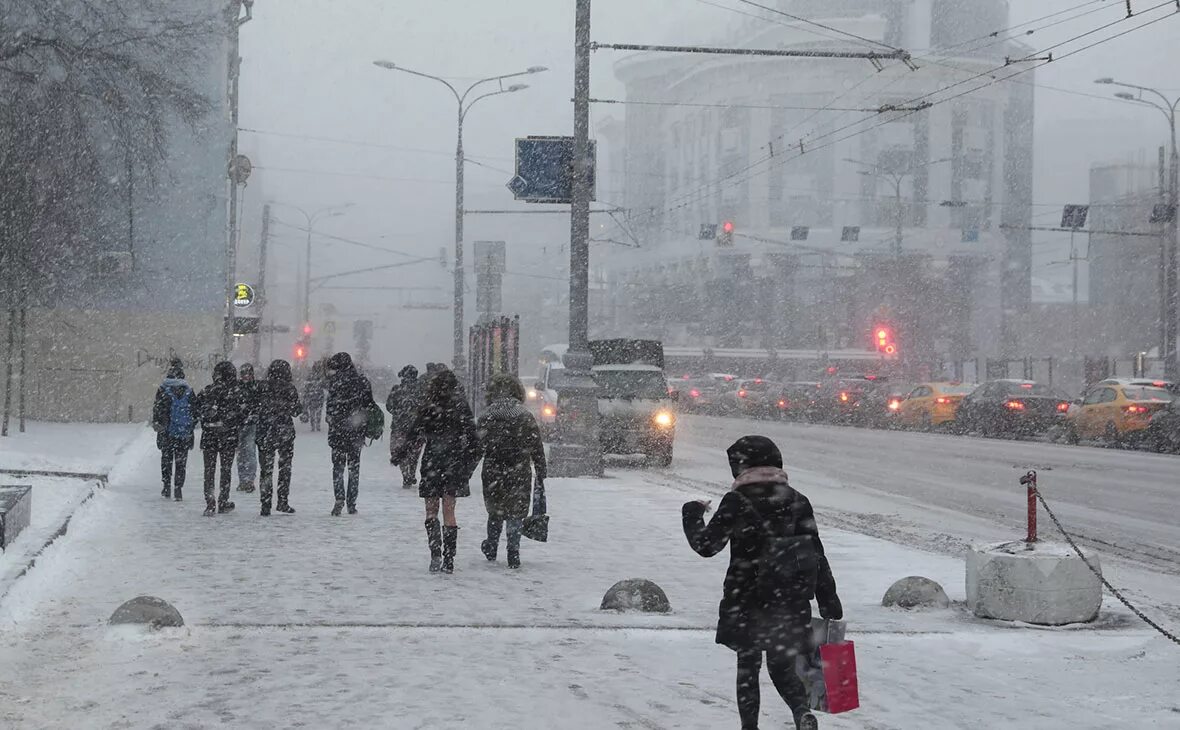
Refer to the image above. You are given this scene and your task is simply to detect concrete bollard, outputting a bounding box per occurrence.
[882,576,951,610]
[601,579,671,613]
[109,596,185,629]
[966,541,1102,625]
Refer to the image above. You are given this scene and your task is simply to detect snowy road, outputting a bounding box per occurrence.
[1,422,1178,728]
[669,416,1180,575]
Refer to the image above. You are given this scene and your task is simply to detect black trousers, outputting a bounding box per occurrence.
[259,440,295,507]
[308,402,323,431]
[160,445,188,490]
[203,443,236,506]
[331,442,362,508]
[736,648,809,729]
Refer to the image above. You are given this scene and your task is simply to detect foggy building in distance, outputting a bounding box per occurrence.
[603,0,1034,371]
[0,0,237,422]
[1088,158,1164,357]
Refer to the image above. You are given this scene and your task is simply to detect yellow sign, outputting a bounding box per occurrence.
[234,283,255,308]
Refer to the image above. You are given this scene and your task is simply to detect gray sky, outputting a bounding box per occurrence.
[237,1,1180,358]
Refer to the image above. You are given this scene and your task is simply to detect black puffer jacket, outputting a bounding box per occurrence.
[325,352,375,450]
[255,359,304,450]
[401,372,481,493]
[477,397,547,519]
[386,367,423,436]
[683,437,841,653]
[195,361,243,451]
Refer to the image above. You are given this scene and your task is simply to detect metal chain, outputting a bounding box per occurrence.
[1035,490,1180,646]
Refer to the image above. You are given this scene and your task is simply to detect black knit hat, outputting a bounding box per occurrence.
[726,435,783,476]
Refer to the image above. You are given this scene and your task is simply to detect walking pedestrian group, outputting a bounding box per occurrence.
[150,356,848,727]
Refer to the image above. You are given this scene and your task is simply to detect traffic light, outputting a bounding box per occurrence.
[717,220,735,247]
[302,322,313,336]
[294,341,307,361]
[874,324,897,356]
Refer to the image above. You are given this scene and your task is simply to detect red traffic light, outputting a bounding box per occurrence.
[873,324,897,355]
[294,344,307,360]
[722,220,734,234]
[302,323,313,336]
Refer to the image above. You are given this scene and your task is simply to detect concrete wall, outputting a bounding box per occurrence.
[0,308,222,423]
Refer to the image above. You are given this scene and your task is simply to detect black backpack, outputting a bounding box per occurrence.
[739,492,819,603]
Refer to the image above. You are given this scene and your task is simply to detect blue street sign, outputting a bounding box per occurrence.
[510,136,596,203]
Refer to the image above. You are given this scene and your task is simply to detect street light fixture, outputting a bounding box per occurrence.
[270,201,354,328]
[1097,76,1180,377]
[372,60,547,380]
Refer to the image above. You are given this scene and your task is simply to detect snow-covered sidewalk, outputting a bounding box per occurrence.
[0,426,1176,728]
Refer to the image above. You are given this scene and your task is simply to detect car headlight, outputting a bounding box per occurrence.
[653,411,675,428]
[527,390,539,401]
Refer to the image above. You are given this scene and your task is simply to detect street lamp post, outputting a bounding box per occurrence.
[270,202,353,328]
[1096,77,1180,378]
[372,61,546,380]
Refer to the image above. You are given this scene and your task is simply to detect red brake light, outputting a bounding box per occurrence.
[1152,381,1166,387]
[1020,383,1033,389]
[1057,402,1070,413]
[865,375,877,381]
[839,392,849,402]
[690,389,701,398]
[778,400,787,408]
[1125,404,1149,415]
[738,390,748,398]
[1005,400,1025,411]
[754,378,763,384]
[888,399,901,411]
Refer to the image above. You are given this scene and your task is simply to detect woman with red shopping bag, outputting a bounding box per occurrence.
[682,435,843,730]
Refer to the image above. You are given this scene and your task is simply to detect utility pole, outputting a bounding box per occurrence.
[222,1,252,358]
[252,204,270,364]
[1069,227,1081,369]
[550,0,603,477]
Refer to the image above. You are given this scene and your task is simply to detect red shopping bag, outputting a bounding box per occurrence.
[818,640,859,714]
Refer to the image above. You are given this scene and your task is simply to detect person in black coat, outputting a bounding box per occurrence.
[235,363,261,494]
[150,362,196,501]
[476,374,546,569]
[194,361,244,516]
[325,352,376,515]
[397,368,481,574]
[255,359,306,516]
[682,435,841,730]
[386,364,424,485]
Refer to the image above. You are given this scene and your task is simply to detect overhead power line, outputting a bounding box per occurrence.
[588,97,900,113]
[733,0,904,52]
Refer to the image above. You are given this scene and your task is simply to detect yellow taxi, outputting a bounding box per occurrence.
[1064,379,1173,444]
[896,382,977,429]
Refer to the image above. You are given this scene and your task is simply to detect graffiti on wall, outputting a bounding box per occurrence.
[136,348,224,371]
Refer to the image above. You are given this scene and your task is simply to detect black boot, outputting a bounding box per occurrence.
[506,518,523,569]
[331,500,344,516]
[218,500,235,514]
[425,519,443,573]
[481,517,501,562]
[442,526,459,574]
[275,502,295,514]
[174,488,183,502]
[203,500,216,517]
[161,485,171,499]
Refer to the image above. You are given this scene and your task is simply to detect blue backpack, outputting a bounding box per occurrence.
[167,388,194,438]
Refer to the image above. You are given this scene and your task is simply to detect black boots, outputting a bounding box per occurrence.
[506,518,523,570]
[425,519,442,573]
[161,486,171,499]
[331,500,344,516]
[481,517,502,562]
[218,500,235,514]
[442,526,459,574]
[174,488,183,502]
[275,502,295,514]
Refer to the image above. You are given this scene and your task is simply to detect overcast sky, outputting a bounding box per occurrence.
[236,1,1180,358]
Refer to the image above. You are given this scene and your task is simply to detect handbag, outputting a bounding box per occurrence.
[521,480,549,542]
[796,619,859,714]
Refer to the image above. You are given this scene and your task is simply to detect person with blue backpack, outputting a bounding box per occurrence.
[151,361,196,501]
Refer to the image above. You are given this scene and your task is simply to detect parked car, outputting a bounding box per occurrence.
[955,380,1071,438]
[1064,380,1174,446]
[895,382,978,430]
[1143,399,1180,453]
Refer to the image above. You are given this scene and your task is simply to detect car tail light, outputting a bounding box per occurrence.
[690,389,701,398]
[542,405,556,417]
[839,392,849,403]
[1125,404,1149,415]
[888,399,901,411]
[778,399,788,409]
[1020,383,1033,389]
[1152,381,1166,387]
[754,378,763,384]
[1056,402,1070,413]
[738,390,747,398]
[1005,400,1025,411]
[935,397,948,404]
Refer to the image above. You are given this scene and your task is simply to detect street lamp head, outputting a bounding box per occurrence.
[1094,77,1114,85]
[373,60,397,70]
[507,84,529,92]
[1115,91,1136,100]
[526,66,549,74]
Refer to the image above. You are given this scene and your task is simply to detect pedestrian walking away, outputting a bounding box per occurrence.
[235,363,260,493]
[151,361,195,501]
[397,368,481,574]
[195,361,244,516]
[304,359,327,432]
[681,435,842,730]
[386,364,425,486]
[325,352,376,515]
[255,359,307,516]
[476,374,546,570]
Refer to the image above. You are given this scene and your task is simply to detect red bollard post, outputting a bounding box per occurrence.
[1020,470,1037,543]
